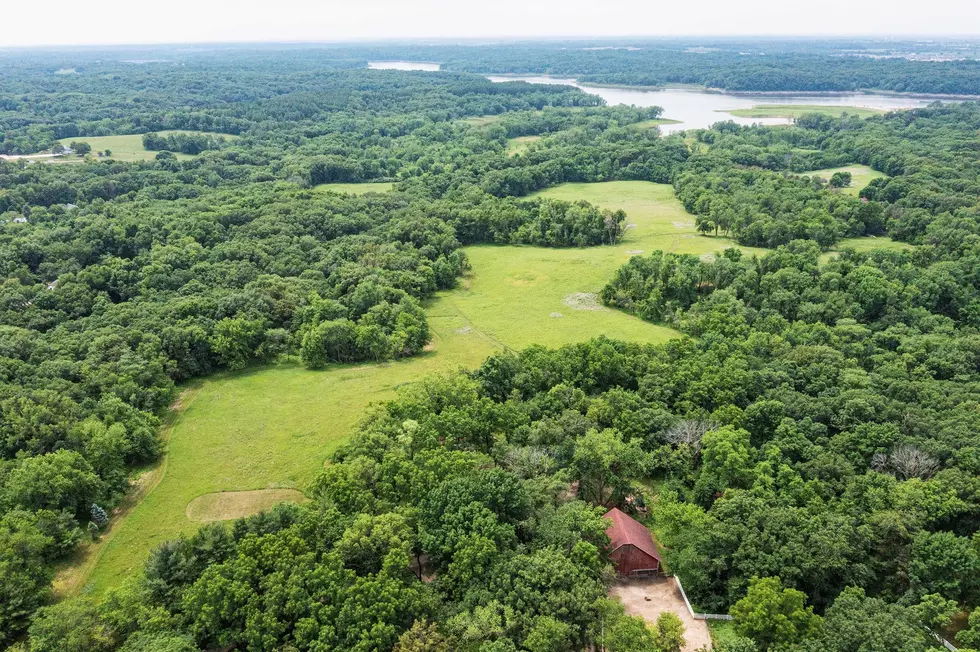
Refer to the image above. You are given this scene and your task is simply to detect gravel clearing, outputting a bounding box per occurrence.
[609,577,713,652]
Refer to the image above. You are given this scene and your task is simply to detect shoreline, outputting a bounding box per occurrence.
[477,72,980,100]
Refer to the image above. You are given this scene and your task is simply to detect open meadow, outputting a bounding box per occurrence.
[314,181,395,194]
[801,164,886,197]
[68,178,907,595]
[70,180,768,595]
[56,130,237,162]
[722,105,888,119]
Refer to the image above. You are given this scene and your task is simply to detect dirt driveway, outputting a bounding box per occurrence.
[609,577,713,651]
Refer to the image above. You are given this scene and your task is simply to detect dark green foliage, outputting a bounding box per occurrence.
[3,42,980,651]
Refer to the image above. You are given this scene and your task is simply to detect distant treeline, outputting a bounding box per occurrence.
[329,41,980,95]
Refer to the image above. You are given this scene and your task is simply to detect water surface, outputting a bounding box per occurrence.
[486,75,939,133]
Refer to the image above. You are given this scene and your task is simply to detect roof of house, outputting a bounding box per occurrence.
[604,507,660,561]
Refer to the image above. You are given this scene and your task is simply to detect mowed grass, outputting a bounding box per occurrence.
[79,313,496,596]
[723,105,887,119]
[459,115,505,126]
[77,180,769,596]
[506,135,542,156]
[801,164,886,197]
[56,131,237,162]
[314,182,395,194]
[186,489,308,522]
[820,236,915,264]
[631,118,683,129]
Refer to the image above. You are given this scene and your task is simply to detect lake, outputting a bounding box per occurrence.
[368,61,441,71]
[486,75,939,133]
[366,62,944,133]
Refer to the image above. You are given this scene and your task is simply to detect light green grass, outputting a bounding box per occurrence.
[80,317,496,595]
[707,620,740,646]
[723,105,887,119]
[505,135,542,156]
[801,164,886,197]
[314,182,395,194]
[631,118,683,129]
[459,115,505,126]
[820,236,915,264]
[78,181,767,596]
[56,131,236,163]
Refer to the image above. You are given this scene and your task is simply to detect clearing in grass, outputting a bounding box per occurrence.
[631,118,684,129]
[506,135,542,156]
[314,181,395,194]
[801,164,886,197]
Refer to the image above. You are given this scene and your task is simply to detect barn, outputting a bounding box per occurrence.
[605,507,661,576]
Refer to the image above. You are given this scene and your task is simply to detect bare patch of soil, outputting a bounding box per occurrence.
[186,489,307,522]
[562,292,603,311]
[609,577,713,652]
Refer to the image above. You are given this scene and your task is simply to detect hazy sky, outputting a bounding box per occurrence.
[2,0,979,47]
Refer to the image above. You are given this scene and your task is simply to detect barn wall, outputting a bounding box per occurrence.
[610,544,660,576]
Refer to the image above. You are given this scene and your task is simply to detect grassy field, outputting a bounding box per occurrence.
[71,180,777,596]
[506,135,542,156]
[723,105,887,119]
[631,118,683,129]
[459,115,505,126]
[801,164,886,197]
[820,235,915,264]
[56,131,237,162]
[186,489,308,522]
[314,181,395,194]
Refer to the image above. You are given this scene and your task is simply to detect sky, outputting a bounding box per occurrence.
[2,0,979,47]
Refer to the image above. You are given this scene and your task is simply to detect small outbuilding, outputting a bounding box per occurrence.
[605,507,661,577]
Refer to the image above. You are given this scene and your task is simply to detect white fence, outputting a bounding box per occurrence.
[929,628,959,651]
[674,576,959,651]
[673,575,733,621]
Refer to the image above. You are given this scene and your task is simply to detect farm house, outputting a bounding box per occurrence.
[605,507,661,576]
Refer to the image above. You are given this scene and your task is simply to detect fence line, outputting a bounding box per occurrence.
[673,575,734,621]
[673,578,956,650]
[928,628,958,652]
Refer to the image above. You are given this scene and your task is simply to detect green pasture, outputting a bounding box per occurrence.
[56,130,236,162]
[801,164,886,197]
[631,118,683,129]
[75,180,785,595]
[506,135,542,156]
[314,182,395,194]
[722,104,887,119]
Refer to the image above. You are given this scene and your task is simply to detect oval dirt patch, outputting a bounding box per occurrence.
[563,292,603,311]
[186,489,307,522]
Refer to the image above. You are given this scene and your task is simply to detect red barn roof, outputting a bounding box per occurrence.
[604,507,660,561]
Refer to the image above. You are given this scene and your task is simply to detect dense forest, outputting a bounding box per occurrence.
[1,43,980,651]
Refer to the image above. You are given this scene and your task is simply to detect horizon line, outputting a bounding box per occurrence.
[3,33,980,51]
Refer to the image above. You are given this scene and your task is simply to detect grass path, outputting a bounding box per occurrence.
[72,181,770,597]
[53,384,203,597]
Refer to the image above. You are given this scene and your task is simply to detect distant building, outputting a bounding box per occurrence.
[13,216,28,223]
[605,507,661,577]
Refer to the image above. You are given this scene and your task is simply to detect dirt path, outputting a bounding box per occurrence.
[52,385,203,597]
[609,577,713,651]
